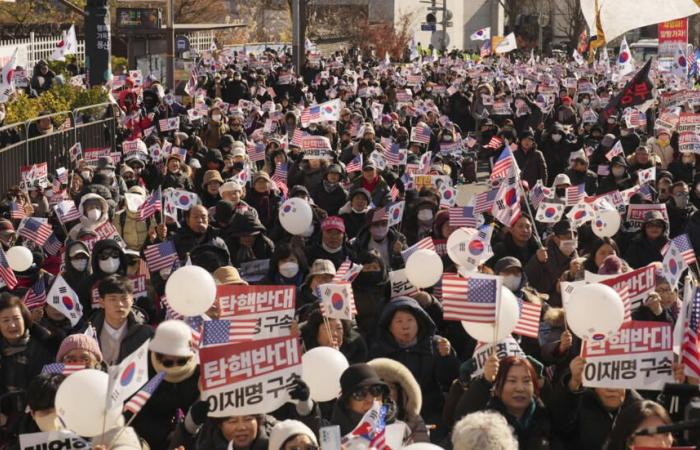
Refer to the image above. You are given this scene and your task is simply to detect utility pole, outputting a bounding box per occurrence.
[292,0,306,74]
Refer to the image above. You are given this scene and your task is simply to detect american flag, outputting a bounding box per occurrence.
[158,117,180,132]
[485,136,503,149]
[18,217,52,245]
[682,287,700,379]
[605,140,623,161]
[23,277,47,310]
[411,123,432,145]
[672,234,697,266]
[389,184,399,202]
[137,188,162,221]
[529,181,553,209]
[480,40,492,58]
[272,162,289,195]
[383,142,403,166]
[565,184,586,206]
[449,207,478,228]
[620,285,632,323]
[54,200,80,224]
[43,233,64,256]
[144,241,178,272]
[162,296,183,320]
[491,146,516,181]
[52,177,62,194]
[300,105,321,125]
[124,372,166,415]
[401,236,436,262]
[689,48,700,77]
[246,141,266,162]
[184,315,206,349]
[41,362,85,375]
[512,299,542,338]
[333,259,363,283]
[10,201,27,220]
[202,319,258,346]
[473,188,498,214]
[0,247,18,289]
[441,273,498,323]
[346,153,363,173]
[290,129,306,147]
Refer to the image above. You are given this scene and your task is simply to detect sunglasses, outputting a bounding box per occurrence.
[157,354,190,367]
[350,385,385,401]
[99,250,121,259]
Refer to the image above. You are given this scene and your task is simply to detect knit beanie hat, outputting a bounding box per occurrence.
[268,420,318,450]
[56,334,103,363]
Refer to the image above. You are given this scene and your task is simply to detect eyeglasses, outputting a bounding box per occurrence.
[350,385,385,401]
[156,354,190,367]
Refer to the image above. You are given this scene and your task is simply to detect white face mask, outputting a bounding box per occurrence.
[279,262,299,278]
[87,208,102,221]
[33,411,60,432]
[503,274,522,291]
[71,259,88,272]
[581,98,590,105]
[159,267,172,279]
[212,114,222,122]
[417,209,433,222]
[80,171,92,181]
[551,134,562,142]
[558,239,577,256]
[99,257,120,274]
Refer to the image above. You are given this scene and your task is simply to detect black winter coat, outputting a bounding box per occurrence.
[310,183,348,216]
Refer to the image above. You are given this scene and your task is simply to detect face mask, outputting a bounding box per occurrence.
[71,259,88,272]
[34,412,60,432]
[81,171,92,181]
[551,134,562,142]
[607,118,616,125]
[620,130,630,136]
[582,98,590,105]
[443,135,453,142]
[352,206,366,214]
[87,208,102,221]
[417,209,433,222]
[323,180,339,191]
[279,262,299,278]
[658,137,670,146]
[555,188,566,197]
[99,257,120,274]
[503,274,522,291]
[675,193,689,208]
[159,267,172,279]
[371,225,389,240]
[558,239,577,256]
[356,270,383,285]
[612,166,625,177]
[212,114,221,122]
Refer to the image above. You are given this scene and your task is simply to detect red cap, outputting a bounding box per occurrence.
[322,216,345,233]
[561,96,573,105]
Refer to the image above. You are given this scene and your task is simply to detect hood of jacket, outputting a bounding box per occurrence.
[368,357,422,418]
[77,193,110,230]
[90,239,127,278]
[375,296,436,351]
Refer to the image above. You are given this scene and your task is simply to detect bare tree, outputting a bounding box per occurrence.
[552,0,585,51]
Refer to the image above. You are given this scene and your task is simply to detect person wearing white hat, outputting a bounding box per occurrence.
[564,149,598,195]
[268,420,318,450]
[130,320,201,450]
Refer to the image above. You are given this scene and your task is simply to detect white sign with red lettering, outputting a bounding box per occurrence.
[216,285,295,339]
[581,321,674,390]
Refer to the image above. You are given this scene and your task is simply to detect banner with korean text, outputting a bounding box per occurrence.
[200,336,302,416]
[216,285,295,339]
[585,264,656,310]
[581,321,674,390]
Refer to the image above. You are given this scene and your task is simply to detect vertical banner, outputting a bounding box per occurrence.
[658,18,688,76]
[85,0,111,86]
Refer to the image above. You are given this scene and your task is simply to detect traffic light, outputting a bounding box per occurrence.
[426,12,436,24]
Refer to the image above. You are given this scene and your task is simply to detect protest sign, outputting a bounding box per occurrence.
[20,162,48,189]
[217,284,295,339]
[83,147,112,167]
[471,337,525,379]
[581,321,674,390]
[679,132,700,154]
[585,264,656,310]
[677,113,700,134]
[200,335,302,416]
[626,204,669,229]
[389,269,418,298]
[19,430,90,449]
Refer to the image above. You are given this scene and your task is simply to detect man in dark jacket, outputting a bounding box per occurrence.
[513,129,547,189]
[352,208,407,270]
[306,216,355,269]
[623,210,669,269]
[564,149,598,195]
[525,219,578,307]
[92,274,154,365]
[666,181,696,238]
[173,205,229,261]
[310,164,348,216]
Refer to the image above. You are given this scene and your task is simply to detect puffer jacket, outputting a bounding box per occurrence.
[114,207,157,251]
[67,193,110,241]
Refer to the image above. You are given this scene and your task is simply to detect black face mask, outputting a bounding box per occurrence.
[555,188,566,197]
[355,270,383,285]
[233,162,245,171]
[125,179,139,189]
[361,139,374,152]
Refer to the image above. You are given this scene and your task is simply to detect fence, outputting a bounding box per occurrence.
[0,102,116,193]
[0,32,86,70]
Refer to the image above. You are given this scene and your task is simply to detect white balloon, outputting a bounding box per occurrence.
[446,227,477,267]
[165,265,217,316]
[405,249,443,288]
[302,346,349,402]
[592,209,621,238]
[279,198,313,235]
[566,283,624,341]
[55,369,122,437]
[403,444,445,450]
[6,246,33,272]
[461,287,520,343]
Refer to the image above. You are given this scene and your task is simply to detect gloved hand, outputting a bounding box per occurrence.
[289,379,310,403]
[185,400,210,434]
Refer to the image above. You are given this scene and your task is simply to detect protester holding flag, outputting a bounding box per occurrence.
[300,308,368,365]
[309,164,348,216]
[305,217,356,269]
[352,208,407,271]
[66,193,111,240]
[403,195,438,246]
[370,297,458,437]
[513,129,548,189]
[246,172,281,230]
[114,186,158,252]
[161,153,194,191]
[623,211,669,269]
[339,188,372,240]
[352,162,391,208]
[488,215,541,269]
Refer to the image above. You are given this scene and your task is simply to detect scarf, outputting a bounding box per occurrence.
[362,176,380,193]
[2,331,30,357]
[151,352,198,383]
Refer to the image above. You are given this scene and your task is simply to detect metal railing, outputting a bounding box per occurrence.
[0,102,117,192]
